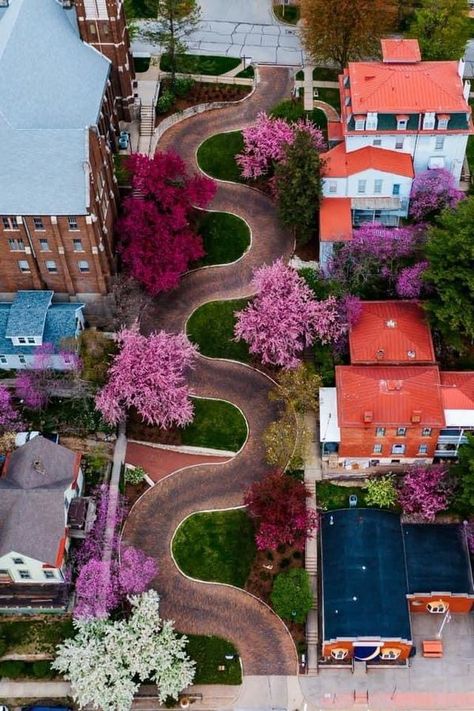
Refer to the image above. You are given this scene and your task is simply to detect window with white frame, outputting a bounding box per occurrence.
[18,337,26,344]
[392,444,406,455]
[8,238,25,251]
[396,427,407,437]
[397,118,408,130]
[357,180,367,194]
[73,239,84,252]
[39,239,50,252]
[45,260,58,273]
[354,118,365,131]
[395,138,404,150]
[328,181,337,194]
[374,179,383,194]
[2,216,18,230]
[366,112,378,130]
[435,136,445,151]
[373,443,383,454]
[33,217,44,230]
[437,117,449,130]
[27,338,35,345]
[78,260,90,273]
[392,184,400,196]
[18,260,30,273]
[418,444,428,454]
[375,427,385,437]
[427,601,448,614]
[422,427,432,437]
[43,570,56,579]
[68,216,79,230]
[12,557,24,565]
[18,355,26,364]
[373,139,382,146]
[423,112,435,130]
[0,356,7,364]
[19,570,31,579]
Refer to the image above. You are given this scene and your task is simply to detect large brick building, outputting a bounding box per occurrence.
[0,0,135,300]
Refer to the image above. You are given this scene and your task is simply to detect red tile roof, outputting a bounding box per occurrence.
[319,197,352,242]
[349,301,435,365]
[381,39,421,64]
[327,122,343,142]
[336,365,444,427]
[322,143,414,178]
[347,60,469,114]
[440,372,474,410]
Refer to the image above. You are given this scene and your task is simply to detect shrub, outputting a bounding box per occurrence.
[0,660,26,678]
[365,475,397,509]
[271,568,313,623]
[173,76,194,97]
[156,89,175,114]
[32,660,54,678]
[124,465,146,485]
[0,637,7,657]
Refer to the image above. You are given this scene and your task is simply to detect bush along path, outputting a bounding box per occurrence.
[123,67,298,676]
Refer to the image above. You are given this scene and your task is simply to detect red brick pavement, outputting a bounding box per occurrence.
[125,442,229,483]
[124,67,299,676]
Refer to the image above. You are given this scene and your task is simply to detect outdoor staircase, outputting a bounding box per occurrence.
[139,104,155,137]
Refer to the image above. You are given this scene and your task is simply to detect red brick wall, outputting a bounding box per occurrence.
[339,425,440,460]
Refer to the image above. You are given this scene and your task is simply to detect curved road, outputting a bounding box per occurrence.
[123,67,298,676]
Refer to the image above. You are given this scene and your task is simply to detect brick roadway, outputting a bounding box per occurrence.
[123,67,299,676]
[125,441,229,483]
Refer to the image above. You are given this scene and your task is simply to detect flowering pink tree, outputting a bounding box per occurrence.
[118,151,216,295]
[397,464,455,521]
[96,324,197,427]
[395,261,429,298]
[118,546,158,596]
[409,168,464,222]
[15,343,80,410]
[0,386,23,433]
[327,223,426,298]
[236,112,326,179]
[244,471,317,550]
[234,260,349,368]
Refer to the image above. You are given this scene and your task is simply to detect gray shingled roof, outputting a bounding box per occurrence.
[0,0,110,215]
[0,437,77,564]
[5,291,53,338]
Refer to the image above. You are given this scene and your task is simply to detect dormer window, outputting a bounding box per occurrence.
[354,116,365,131]
[396,115,409,131]
[366,112,378,130]
[423,112,435,130]
[437,114,450,130]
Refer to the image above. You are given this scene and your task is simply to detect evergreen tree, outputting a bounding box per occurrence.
[453,435,474,514]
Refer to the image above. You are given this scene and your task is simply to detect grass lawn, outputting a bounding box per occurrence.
[186,634,242,684]
[184,398,247,451]
[236,65,254,79]
[269,100,327,131]
[0,618,74,655]
[295,67,339,81]
[274,4,300,23]
[195,211,250,267]
[316,87,341,111]
[133,56,151,73]
[173,509,256,587]
[187,299,250,362]
[316,482,367,510]
[160,54,241,76]
[114,153,131,186]
[197,131,245,182]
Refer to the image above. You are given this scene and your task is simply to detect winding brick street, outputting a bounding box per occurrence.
[123,67,299,676]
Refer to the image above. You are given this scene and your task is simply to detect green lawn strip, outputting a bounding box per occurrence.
[133,56,151,73]
[197,131,245,183]
[183,397,247,452]
[295,66,339,81]
[273,5,300,23]
[195,211,250,267]
[236,66,254,79]
[269,100,327,131]
[187,299,250,363]
[0,660,56,680]
[173,509,256,587]
[316,482,367,510]
[114,153,131,186]
[316,87,341,111]
[160,54,241,75]
[185,634,242,684]
[0,618,74,655]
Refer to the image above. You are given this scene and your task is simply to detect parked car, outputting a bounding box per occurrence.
[21,706,72,711]
[118,130,129,150]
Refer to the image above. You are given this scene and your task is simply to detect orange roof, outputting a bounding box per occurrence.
[327,121,343,142]
[322,143,414,178]
[381,39,421,64]
[336,365,445,427]
[350,301,435,365]
[319,197,352,242]
[440,372,474,410]
[347,60,469,114]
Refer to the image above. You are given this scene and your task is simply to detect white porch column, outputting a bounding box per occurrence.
[303,63,315,111]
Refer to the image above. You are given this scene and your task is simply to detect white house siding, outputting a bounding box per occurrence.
[322,169,412,201]
[345,133,468,182]
[0,551,63,584]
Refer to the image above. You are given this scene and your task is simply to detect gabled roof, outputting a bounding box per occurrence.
[347,59,469,114]
[336,365,445,427]
[349,301,435,365]
[5,291,53,339]
[381,39,421,64]
[319,198,352,242]
[440,372,474,411]
[322,143,414,178]
[0,437,79,564]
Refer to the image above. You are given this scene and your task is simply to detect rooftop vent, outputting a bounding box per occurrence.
[387,380,402,391]
[364,410,373,423]
[33,459,46,475]
[376,349,385,360]
[386,319,397,329]
[407,350,416,359]
[411,410,422,423]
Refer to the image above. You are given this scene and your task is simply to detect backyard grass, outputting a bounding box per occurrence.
[160,54,241,76]
[186,635,242,684]
[273,4,300,23]
[236,65,255,79]
[0,618,75,655]
[186,299,250,362]
[183,398,247,451]
[316,482,367,510]
[0,660,56,680]
[173,509,256,587]
[195,211,251,266]
[316,87,341,111]
[197,131,245,182]
[24,396,112,437]
[270,100,328,131]
[113,153,131,186]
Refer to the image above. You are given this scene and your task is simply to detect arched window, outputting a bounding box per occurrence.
[427,600,448,614]
[380,647,401,660]
[331,648,348,660]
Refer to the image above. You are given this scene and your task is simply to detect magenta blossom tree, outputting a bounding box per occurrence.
[236,112,326,179]
[96,324,197,427]
[118,546,158,596]
[15,343,80,411]
[397,464,455,521]
[234,260,350,368]
[395,261,429,298]
[409,168,464,222]
[118,151,216,295]
[0,386,23,433]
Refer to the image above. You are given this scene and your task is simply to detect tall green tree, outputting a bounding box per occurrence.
[274,129,323,245]
[408,0,470,60]
[423,196,474,352]
[271,568,313,623]
[139,0,201,82]
[453,435,474,514]
[300,0,397,71]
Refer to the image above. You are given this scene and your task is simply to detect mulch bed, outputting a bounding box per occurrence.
[294,240,319,261]
[245,544,306,649]
[127,410,181,446]
[156,81,252,127]
[124,479,150,508]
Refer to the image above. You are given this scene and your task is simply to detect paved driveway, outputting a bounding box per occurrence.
[131,0,304,65]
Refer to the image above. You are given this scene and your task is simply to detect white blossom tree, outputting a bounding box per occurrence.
[53,590,195,710]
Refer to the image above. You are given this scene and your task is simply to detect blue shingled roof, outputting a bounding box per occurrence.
[0,0,110,215]
[6,291,53,339]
